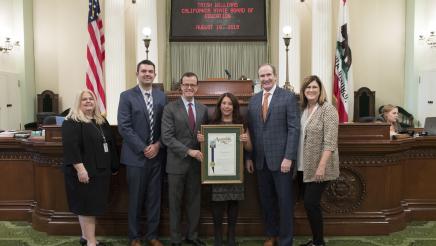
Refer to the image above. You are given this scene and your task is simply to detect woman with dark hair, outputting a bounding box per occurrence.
[197,92,253,246]
[298,76,340,246]
[211,93,245,125]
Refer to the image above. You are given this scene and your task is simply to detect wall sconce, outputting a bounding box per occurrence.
[0,37,20,54]
[142,27,152,60]
[282,26,294,92]
[419,31,436,48]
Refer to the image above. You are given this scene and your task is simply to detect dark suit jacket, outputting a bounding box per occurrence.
[161,97,208,174]
[247,87,300,171]
[62,119,119,176]
[117,85,167,167]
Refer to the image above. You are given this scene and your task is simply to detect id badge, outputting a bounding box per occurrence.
[103,142,109,153]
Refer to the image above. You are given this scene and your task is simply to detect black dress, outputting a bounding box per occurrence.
[61,119,119,216]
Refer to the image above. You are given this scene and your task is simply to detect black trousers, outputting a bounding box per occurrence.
[299,172,329,245]
[211,200,238,246]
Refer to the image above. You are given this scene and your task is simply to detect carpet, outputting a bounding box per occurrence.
[1,221,436,246]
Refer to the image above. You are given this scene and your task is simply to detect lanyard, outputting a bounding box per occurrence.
[90,121,107,143]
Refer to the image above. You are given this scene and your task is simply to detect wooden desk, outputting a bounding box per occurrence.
[1,125,436,236]
[166,79,253,106]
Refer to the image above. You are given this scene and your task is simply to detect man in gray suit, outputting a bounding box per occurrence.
[162,72,208,246]
[118,60,167,246]
[247,64,300,246]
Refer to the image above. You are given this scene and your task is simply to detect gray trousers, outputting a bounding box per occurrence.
[167,162,201,244]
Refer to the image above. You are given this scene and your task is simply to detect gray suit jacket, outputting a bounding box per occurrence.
[161,97,208,174]
[248,87,300,171]
[117,85,167,167]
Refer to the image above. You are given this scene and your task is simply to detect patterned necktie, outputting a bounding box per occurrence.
[145,92,154,144]
[188,103,195,132]
[262,92,271,122]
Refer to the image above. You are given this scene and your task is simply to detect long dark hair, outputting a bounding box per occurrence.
[211,93,245,126]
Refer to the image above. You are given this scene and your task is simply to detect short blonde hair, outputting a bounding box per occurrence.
[66,89,105,125]
[299,75,328,109]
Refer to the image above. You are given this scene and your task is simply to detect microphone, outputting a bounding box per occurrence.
[224,69,231,79]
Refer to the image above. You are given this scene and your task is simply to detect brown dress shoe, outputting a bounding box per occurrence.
[131,239,142,246]
[148,239,164,246]
[263,237,277,246]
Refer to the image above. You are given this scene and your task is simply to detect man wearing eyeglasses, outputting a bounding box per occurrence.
[161,72,208,246]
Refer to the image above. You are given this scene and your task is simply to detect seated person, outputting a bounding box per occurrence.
[375,104,407,138]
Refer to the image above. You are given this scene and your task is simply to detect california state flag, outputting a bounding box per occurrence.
[333,0,353,123]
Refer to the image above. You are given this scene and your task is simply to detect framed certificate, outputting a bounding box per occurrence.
[200,124,244,184]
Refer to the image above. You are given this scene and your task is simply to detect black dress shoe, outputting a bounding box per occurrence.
[185,238,206,246]
[80,237,87,246]
[299,241,325,246]
[299,240,313,246]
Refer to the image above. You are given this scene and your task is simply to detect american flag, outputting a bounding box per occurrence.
[86,0,106,113]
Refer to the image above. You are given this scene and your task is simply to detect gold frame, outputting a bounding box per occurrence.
[200,124,244,184]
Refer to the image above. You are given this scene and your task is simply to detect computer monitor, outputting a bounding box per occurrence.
[423,117,436,136]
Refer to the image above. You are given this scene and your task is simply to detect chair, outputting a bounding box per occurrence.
[354,87,375,122]
[37,90,59,124]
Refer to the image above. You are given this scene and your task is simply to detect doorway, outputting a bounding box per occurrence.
[0,72,22,130]
[418,71,436,127]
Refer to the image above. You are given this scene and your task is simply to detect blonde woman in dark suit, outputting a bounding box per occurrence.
[62,89,119,246]
[298,75,340,246]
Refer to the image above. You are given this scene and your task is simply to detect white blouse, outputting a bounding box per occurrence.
[297,104,319,171]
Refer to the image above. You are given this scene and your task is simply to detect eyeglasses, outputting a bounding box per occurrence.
[181,83,198,89]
